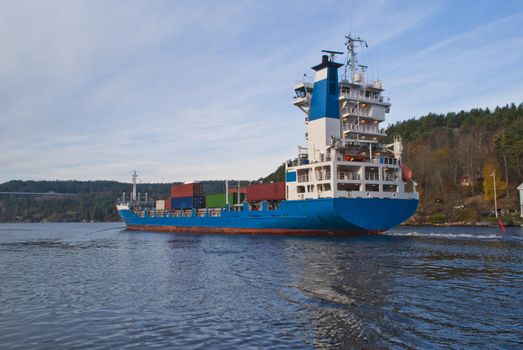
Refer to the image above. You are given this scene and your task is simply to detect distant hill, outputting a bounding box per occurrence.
[0,180,248,223]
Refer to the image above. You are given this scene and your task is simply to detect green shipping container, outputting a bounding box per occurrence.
[205,193,246,208]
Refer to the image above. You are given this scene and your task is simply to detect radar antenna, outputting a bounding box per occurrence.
[321,49,344,61]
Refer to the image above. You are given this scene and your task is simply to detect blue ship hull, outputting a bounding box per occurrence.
[118,198,418,236]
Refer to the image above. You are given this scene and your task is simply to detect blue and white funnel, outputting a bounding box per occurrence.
[307,55,343,162]
[309,54,343,121]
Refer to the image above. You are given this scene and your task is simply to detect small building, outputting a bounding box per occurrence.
[459,176,473,187]
[518,183,523,218]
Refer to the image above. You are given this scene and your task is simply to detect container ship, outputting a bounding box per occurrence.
[116,35,419,236]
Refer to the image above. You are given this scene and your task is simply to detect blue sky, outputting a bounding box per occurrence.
[1,0,522,183]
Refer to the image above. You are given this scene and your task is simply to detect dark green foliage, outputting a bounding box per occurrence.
[0,180,171,222]
[387,102,523,223]
[258,163,285,183]
[0,180,250,222]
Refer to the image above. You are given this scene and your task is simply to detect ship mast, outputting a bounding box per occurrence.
[132,170,138,201]
[345,34,368,83]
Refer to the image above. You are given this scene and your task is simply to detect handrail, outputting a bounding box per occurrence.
[342,123,386,135]
[337,172,360,180]
[316,173,332,181]
[297,175,309,182]
[365,173,380,181]
[382,174,396,181]
[340,92,390,103]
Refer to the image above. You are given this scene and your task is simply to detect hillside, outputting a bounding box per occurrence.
[386,103,523,224]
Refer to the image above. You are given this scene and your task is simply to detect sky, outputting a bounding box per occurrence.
[1,0,522,184]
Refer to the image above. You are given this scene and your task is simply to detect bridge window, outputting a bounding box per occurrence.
[338,183,360,191]
[365,184,379,192]
[383,185,397,192]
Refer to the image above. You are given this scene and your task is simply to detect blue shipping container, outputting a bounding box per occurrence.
[193,196,205,209]
[171,196,205,209]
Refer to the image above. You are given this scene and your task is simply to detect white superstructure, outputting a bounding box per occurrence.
[286,35,418,201]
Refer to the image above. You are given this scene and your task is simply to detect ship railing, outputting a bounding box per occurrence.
[365,173,380,181]
[339,92,390,104]
[341,108,372,118]
[294,78,314,86]
[382,174,396,182]
[344,190,419,200]
[297,175,309,182]
[342,123,385,135]
[337,172,360,180]
[376,157,398,165]
[316,173,331,181]
[208,208,222,217]
[293,95,311,103]
[370,158,380,164]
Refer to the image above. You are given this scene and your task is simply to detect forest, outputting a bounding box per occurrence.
[386,103,523,224]
[0,180,250,222]
[1,103,522,224]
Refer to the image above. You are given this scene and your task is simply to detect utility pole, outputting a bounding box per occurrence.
[238,182,241,205]
[492,171,498,218]
[225,180,229,206]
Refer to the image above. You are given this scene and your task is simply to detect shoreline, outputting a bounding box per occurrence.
[1,220,522,227]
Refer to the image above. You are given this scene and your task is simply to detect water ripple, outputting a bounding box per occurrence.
[0,223,522,348]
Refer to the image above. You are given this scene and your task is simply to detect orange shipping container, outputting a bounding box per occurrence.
[170,182,204,198]
[246,182,285,202]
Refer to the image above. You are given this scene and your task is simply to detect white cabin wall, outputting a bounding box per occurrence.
[307,117,340,162]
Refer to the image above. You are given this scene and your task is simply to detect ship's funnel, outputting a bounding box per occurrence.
[308,55,343,121]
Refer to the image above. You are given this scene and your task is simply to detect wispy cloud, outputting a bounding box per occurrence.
[1,0,522,183]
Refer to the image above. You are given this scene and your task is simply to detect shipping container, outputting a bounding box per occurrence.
[228,187,248,194]
[246,182,285,202]
[155,200,165,210]
[170,182,204,198]
[164,198,171,211]
[193,196,205,209]
[170,196,205,209]
[205,193,247,208]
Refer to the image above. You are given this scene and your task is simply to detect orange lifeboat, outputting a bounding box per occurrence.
[402,163,413,182]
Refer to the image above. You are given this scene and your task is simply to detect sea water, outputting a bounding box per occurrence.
[0,223,521,349]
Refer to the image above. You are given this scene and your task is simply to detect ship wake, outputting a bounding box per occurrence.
[384,231,517,240]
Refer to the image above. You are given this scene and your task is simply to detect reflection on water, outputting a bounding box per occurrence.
[0,223,522,349]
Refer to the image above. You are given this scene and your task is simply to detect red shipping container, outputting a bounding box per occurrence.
[246,182,285,202]
[164,198,171,211]
[170,182,204,198]
[228,187,247,194]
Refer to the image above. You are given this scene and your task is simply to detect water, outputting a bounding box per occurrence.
[0,223,522,349]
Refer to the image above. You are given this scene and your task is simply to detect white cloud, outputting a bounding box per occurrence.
[1,1,521,183]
